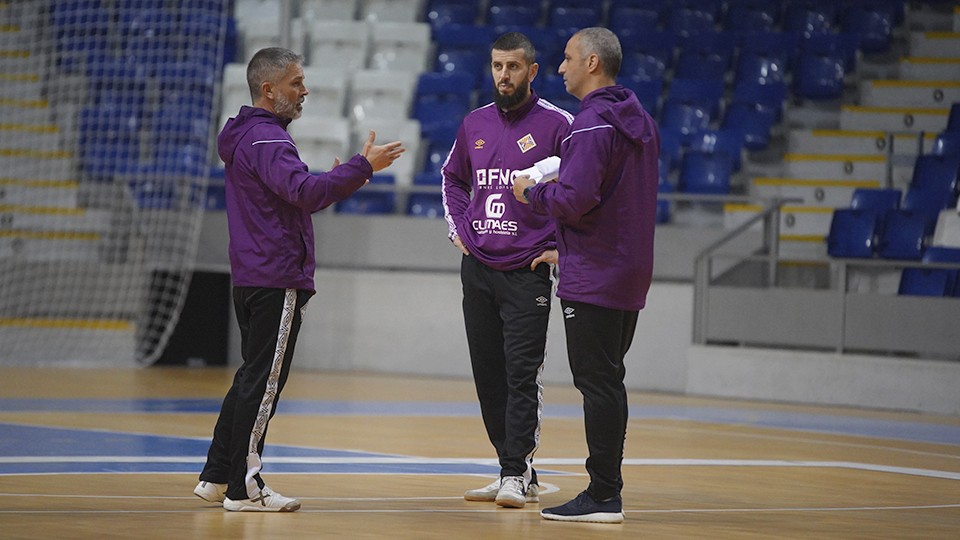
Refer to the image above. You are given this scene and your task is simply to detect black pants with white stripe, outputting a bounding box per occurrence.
[200,287,311,501]
[461,255,551,486]
[560,299,639,501]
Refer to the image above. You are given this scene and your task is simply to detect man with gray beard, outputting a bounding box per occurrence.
[194,47,404,512]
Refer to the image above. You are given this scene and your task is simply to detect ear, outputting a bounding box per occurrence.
[587,53,601,75]
[260,81,273,100]
[528,62,539,83]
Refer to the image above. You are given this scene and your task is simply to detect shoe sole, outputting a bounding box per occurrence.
[463,493,497,502]
[223,500,301,512]
[194,491,224,503]
[541,511,624,523]
[495,496,526,508]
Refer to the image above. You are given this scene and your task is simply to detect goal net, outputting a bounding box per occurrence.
[0,1,228,365]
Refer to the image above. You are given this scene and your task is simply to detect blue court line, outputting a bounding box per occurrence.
[0,398,958,446]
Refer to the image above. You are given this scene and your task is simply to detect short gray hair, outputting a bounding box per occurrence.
[246,47,303,102]
[575,27,621,79]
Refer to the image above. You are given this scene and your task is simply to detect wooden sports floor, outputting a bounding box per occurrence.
[0,367,957,539]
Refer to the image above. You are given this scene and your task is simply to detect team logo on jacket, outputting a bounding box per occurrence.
[517,133,536,153]
[474,138,486,150]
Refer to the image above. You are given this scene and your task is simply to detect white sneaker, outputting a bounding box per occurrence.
[194,481,227,503]
[495,476,526,508]
[223,486,301,512]
[464,478,502,501]
[464,478,539,502]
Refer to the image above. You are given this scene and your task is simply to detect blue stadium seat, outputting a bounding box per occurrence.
[619,77,662,117]
[678,151,733,194]
[608,4,661,37]
[720,101,774,151]
[801,32,861,73]
[487,3,540,27]
[425,1,477,32]
[731,81,787,122]
[668,78,724,118]
[689,129,746,172]
[422,135,455,176]
[336,175,397,215]
[660,98,712,145]
[876,209,928,260]
[658,128,683,172]
[667,2,719,38]
[826,209,880,258]
[621,51,670,81]
[674,47,728,80]
[433,25,494,87]
[735,50,790,87]
[784,0,839,38]
[547,5,601,32]
[850,188,902,212]
[903,186,957,231]
[909,154,960,194]
[898,247,960,297]
[414,171,444,185]
[948,103,960,132]
[723,1,780,33]
[414,72,474,136]
[793,51,846,101]
[931,132,960,157]
[407,193,446,218]
[842,1,894,54]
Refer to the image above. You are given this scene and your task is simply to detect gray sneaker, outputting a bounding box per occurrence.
[495,476,526,508]
[223,486,301,512]
[464,478,540,502]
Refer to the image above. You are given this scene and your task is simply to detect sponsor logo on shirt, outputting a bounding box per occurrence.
[536,296,549,307]
[472,193,518,236]
[474,138,486,150]
[517,133,537,153]
[564,307,576,319]
[476,168,522,190]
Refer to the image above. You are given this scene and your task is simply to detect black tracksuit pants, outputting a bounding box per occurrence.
[200,287,311,501]
[461,255,551,486]
[560,298,639,501]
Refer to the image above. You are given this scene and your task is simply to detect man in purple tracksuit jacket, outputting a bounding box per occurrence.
[514,28,660,523]
[443,32,574,508]
[194,47,403,512]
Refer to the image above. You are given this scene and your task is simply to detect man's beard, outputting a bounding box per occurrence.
[274,92,301,120]
[493,81,530,111]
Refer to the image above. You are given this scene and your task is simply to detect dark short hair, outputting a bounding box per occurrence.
[491,32,537,65]
[575,27,622,79]
[246,47,303,101]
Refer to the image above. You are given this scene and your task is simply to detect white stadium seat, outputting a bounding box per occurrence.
[348,69,416,122]
[367,21,431,72]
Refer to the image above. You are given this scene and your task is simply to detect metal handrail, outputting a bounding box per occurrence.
[692,197,803,344]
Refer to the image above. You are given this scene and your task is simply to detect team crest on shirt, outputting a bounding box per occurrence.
[474,138,486,149]
[517,133,537,153]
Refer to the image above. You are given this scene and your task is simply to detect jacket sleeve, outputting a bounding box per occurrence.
[441,123,472,241]
[253,129,372,212]
[528,124,612,224]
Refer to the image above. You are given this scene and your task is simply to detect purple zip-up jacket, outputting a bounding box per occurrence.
[526,85,660,311]
[218,106,372,293]
[442,91,574,271]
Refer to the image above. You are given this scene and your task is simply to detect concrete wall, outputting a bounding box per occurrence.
[201,213,960,416]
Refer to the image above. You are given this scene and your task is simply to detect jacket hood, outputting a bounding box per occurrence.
[217,105,290,165]
[584,85,657,147]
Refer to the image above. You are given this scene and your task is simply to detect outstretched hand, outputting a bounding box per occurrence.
[361,130,405,172]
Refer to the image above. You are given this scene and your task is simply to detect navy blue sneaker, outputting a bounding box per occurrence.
[540,490,624,523]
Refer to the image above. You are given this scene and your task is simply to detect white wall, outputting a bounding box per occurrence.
[294,269,695,393]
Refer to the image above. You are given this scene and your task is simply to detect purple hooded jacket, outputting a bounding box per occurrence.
[218,106,372,293]
[526,86,660,311]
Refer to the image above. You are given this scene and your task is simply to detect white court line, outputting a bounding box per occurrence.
[2,457,959,481]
